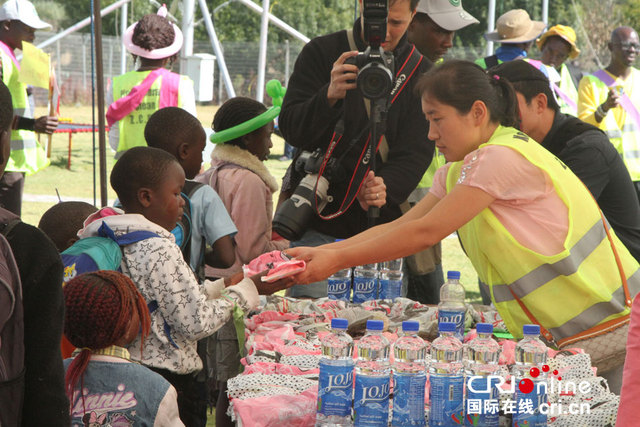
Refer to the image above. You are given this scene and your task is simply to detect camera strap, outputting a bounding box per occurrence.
[314,34,424,220]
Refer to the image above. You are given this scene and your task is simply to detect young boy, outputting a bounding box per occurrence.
[144,107,237,278]
[75,146,260,425]
[38,201,98,252]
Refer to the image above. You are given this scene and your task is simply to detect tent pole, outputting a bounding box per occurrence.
[93,0,108,207]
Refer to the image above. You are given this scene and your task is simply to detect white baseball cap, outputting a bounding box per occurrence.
[0,0,51,30]
[416,0,479,32]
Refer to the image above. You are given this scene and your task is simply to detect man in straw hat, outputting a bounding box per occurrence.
[0,0,58,216]
[106,5,196,158]
[578,26,640,203]
[476,8,545,69]
[403,0,478,305]
[537,24,583,115]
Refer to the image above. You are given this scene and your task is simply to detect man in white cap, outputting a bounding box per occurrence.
[404,0,478,305]
[476,8,546,69]
[407,0,478,63]
[0,0,58,216]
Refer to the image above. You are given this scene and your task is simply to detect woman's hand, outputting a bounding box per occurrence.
[286,246,341,284]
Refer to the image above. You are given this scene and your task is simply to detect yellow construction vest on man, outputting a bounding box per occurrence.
[578,68,640,181]
[0,50,49,175]
[111,70,191,153]
[558,63,579,116]
[445,125,640,340]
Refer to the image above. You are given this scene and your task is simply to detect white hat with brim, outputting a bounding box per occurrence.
[123,5,183,60]
[416,0,479,32]
[0,0,51,30]
[484,9,546,44]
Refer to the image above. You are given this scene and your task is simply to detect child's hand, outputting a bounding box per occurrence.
[224,271,246,287]
[250,273,296,295]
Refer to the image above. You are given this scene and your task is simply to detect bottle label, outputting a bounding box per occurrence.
[352,277,378,303]
[328,277,352,301]
[354,374,390,426]
[428,375,464,425]
[317,361,354,417]
[379,279,402,300]
[513,387,547,427]
[438,310,465,341]
[392,373,426,426]
[465,376,499,426]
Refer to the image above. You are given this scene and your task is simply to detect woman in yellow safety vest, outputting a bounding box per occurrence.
[106,5,195,158]
[288,59,640,382]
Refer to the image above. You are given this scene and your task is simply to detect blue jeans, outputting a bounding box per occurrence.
[286,229,336,298]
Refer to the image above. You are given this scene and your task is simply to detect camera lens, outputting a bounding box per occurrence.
[358,62,393,100]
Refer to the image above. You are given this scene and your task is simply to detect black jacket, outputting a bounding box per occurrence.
[541,112,640,261]
[279,19,433,238]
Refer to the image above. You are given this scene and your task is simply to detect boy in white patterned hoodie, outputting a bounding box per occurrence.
[75,146,260,424]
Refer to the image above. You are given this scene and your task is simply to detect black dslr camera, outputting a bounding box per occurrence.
[272,148,345,241]
[346,0,394,100]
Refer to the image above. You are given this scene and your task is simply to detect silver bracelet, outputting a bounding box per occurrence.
[596,104,607,118]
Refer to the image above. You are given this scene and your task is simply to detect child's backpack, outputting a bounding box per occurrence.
[173,180,205,281]
[0,218,25,426]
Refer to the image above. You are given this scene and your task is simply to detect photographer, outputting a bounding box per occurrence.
[278,0,433,298]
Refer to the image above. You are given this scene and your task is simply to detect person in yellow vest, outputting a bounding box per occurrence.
[578,26,640,203]
[288,60,640,391]
[404,0,477,304]
[536,25,583,116]
[0,0,57,216]
[106,5,195,158]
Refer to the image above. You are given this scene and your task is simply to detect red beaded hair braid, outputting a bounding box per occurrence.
[63,271,151,414]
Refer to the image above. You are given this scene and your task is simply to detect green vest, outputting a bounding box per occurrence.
[581,70,640,181]
[0,50,49,175]
[445,125,640,340]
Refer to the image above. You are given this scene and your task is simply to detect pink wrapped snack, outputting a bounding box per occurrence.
[244,250,306,282]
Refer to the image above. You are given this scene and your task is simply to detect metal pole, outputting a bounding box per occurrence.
[197,0,236,98]
[120,1,128,74]
[542,0,549,26]
[181,0,195,74]
[93,0,108,207]
[284,39,290,87]
[486,0,496,56]
[236,0,309,43]
[256,0,270,102]
[37,0,131,50]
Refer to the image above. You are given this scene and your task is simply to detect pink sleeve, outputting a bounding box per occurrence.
[429,163,452,199]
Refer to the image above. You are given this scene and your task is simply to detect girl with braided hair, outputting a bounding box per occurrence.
[63,270,183,426]
[106,5,196,158]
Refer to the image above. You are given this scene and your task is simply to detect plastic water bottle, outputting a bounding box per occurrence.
[354,320,391,426]
[392,321,427,426]
[328,268,353,302]
[379,259,403,300]
[513,324,548,427]
[352,264,378,303]
[317,318,355,426]
[428,322,464,427]
[437,271,466,341]
[464,323,500,427]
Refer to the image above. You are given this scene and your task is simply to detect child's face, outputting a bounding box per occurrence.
[182,126,207,180]
[144,162,186,231]
[245,121,274,161]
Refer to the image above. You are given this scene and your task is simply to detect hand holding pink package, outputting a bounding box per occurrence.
[243,250,306,282]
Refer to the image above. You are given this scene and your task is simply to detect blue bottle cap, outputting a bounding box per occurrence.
[366,320,384,331]
[438,322,456,332]
[402,321,419,332]
[335,239,344,242]
[331,318,348,329]
[447,270,461,280]
[476,323,493,334]
[523,324,540,336]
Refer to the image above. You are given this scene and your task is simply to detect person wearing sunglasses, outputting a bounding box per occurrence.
[578,26,640,203]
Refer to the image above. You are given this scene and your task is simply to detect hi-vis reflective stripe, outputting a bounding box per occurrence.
[13,107,26,116]
[549,269,640,338]
[10,136,38,151]
[490,221,606,304]
[606,130,623,139]
[625,150,640,159]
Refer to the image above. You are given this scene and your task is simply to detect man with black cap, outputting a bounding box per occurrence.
[491,60,640,271]
[476,9,546,69]
[0,0,58,216]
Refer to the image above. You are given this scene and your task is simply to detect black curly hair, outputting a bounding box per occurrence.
[212,97,267,147]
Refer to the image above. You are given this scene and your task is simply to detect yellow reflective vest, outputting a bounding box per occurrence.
[557,63,579,116]
[445,125,640,340]
[111,70,193,153]
[0,49,49,174]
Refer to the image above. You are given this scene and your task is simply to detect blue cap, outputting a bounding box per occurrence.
[367,320,384,331]
[439,322,456,332]
[447,270,461,280]
[402,321,419,332]
[335,239,345,242]
[523,324,540,335]
[331,318,348,329]
[476,323,493,334]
